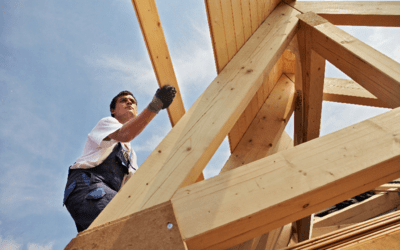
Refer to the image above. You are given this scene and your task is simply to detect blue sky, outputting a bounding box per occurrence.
[0,0,398,249]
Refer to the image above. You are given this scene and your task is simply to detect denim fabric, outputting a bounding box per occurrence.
[63,143,129,232]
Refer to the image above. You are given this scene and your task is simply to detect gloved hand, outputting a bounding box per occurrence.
[147,85,176,113]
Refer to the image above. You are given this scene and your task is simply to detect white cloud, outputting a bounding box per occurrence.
[0,236,22,250]
[87,54,158,97]
[27,242,54,250]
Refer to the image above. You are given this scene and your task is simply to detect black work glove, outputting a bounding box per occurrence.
[147,85,176,113]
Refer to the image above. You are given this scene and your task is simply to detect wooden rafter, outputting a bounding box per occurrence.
[297,12,400,108]
[131,0,185,126]
[286,1,400,27]
[205,0,283,152]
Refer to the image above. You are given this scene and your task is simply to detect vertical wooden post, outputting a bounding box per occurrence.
[293,15,326,242]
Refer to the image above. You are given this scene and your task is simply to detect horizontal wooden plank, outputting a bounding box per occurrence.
[131,0,185,126]
[89,3,300,229]
[323,77,391,108]
[286,1,400,27]
[341,226,400,250]
[171,107,400,250]
[297,12,400,108]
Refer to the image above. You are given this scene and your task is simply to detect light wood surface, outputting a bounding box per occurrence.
[323,77,391,108]
[297,12,400,108]
[222,74,296,173]
[172,107,400,250]
[131,0,185,126]
[286,1,400,27]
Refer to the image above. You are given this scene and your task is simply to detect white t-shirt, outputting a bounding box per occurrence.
[70,117,138,175]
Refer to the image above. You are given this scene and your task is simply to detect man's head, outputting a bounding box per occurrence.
[110,91,138,122]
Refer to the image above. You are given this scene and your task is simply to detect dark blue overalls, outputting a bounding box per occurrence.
[63,142,130,232]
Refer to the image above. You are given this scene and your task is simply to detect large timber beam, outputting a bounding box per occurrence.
[171,107,400,250]
[323,77,391,108]
[87,3,301,229]
[286,1,400,27]
[131,0,185,126]
[297,12,400,108]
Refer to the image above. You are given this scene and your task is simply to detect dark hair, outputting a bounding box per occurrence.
[110,90,137,117]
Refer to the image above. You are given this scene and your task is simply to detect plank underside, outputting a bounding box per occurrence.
[205,0,283,153]
[131,0,185,126]
[287,1,400,26]
[172,107,400,250]
[88,3,300,229]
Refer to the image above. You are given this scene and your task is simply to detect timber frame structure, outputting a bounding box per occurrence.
[66,0,400,249]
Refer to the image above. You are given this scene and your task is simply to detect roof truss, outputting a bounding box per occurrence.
[66,0,400,249]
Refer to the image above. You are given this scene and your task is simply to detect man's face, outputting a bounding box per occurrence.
[111,95,137,122]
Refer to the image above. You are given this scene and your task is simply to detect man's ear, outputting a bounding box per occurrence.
[110,109,115,115]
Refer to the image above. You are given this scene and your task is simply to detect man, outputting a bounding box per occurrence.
[63,85,176,232]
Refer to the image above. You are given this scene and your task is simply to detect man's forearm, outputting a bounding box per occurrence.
[109,108,157,142]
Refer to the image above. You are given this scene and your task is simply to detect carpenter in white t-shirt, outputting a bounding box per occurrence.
[70,117,138,175]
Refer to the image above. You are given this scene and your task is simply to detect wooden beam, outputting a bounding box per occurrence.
[65,201,185,250]
[294,15,326,241]
[297,18,326,142]
[297,12,400,108]
[341,227,400,250]
[222,74,296,173]
[131,0,185,126]
[286,1,400,27]
[222,73,296,250]
[228,56,284,152]
[323,77,391,108]
[286,210,400,249]
[171,107,400,250]
[314,190,400,228]
[311,224,354,238]
[88,3,300,229]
